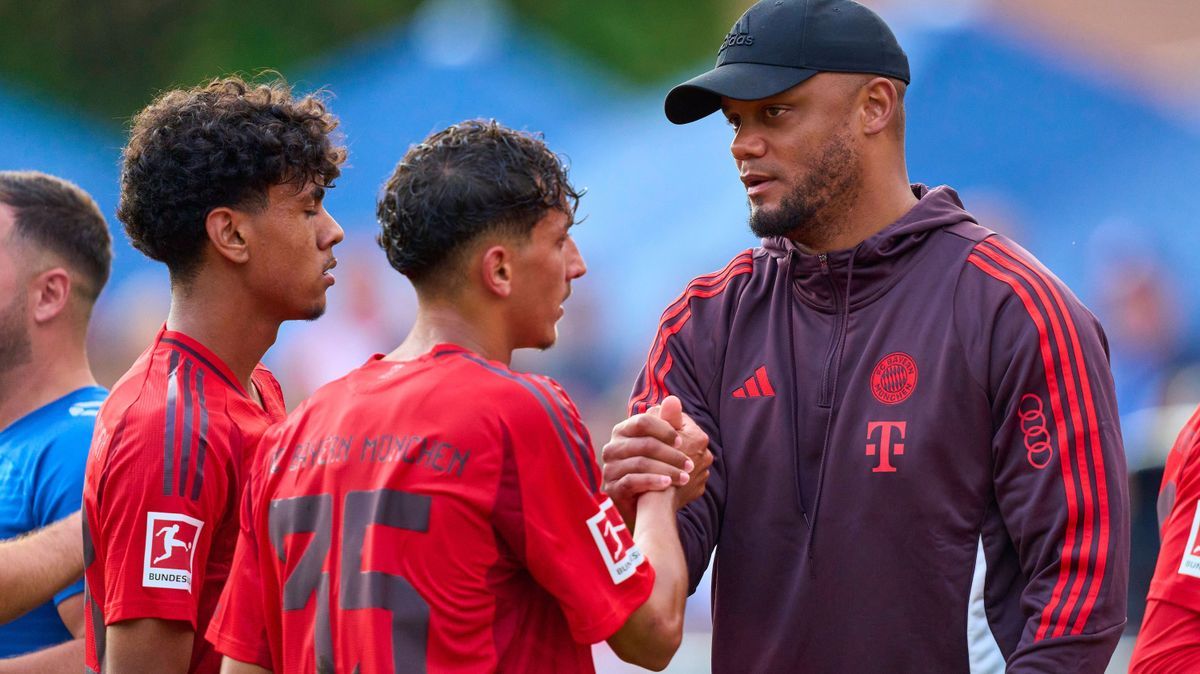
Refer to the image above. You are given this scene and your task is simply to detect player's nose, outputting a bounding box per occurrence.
[566,237,586,280]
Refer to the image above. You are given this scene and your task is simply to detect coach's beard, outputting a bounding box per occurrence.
[749,129,862,250]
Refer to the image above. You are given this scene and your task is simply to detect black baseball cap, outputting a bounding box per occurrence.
[664,0,910,125]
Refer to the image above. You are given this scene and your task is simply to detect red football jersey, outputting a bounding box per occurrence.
[83,326,286,673]
[1131,405,1200,671]
[207,345,654,674]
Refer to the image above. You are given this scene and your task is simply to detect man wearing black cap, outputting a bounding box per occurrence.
[601,1,1130,672]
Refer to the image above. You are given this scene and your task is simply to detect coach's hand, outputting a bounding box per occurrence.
[603,396,712,526]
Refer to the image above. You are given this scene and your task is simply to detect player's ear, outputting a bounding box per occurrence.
[204,206,250,265]
[30,267,72,324]
[480,243,514,298]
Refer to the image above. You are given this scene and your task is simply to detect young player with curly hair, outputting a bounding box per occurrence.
[81,76,346,674]
[206,120,688,674]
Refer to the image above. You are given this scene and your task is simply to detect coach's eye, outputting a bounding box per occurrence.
[724,115,740,131]
[764,106,787,119]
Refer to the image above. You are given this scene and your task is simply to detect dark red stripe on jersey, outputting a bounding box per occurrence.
[533,376,601,491]
[968,248,1096,640]
[161,337,240,392]
[458,353,599,492]
[162,350,180,496]
[84,578,105,673]
[489,424,526,656]
[984,239,1112,635]
[527,375,595,489]
[630,252,754,414]
[191,368,209,501]
[178,358,195,498]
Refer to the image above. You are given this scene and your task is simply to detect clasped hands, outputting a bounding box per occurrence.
[601,396,713,525]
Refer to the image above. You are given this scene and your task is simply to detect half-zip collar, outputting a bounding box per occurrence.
[767,184,973,573]
[763,184,975,313]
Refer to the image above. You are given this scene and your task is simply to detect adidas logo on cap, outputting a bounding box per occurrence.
[718,16,754,53]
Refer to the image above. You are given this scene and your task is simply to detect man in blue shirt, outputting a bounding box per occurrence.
[0,171,111,672]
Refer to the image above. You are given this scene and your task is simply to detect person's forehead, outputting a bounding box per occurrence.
[267,180,321,203]
[540,207,572,230]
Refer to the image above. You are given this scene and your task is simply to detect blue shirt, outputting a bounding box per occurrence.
[0,386,106,657]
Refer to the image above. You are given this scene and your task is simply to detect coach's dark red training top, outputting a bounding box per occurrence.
[83,326,286,673]
[630,185,1129,673]
[207,345,653,673]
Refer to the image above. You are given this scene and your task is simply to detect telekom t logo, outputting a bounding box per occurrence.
[866,421,907,473]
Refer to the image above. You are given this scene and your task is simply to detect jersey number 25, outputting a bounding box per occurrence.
[269,488,431,673]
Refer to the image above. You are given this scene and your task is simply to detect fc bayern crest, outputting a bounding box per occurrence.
[870,352,918,405]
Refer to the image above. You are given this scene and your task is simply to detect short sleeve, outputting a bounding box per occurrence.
[95,401,233,629]
[206,467,271,668]
[494,376,654,645]
[33,420,93,605]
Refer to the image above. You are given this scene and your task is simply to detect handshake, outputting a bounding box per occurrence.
[602,395,714,526]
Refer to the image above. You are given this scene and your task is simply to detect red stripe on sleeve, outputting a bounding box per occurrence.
[967,251,1085,641]
[629,253,754,415]
[977,243,1096,638]
[985,240,1113,635]
[630,252,753,412]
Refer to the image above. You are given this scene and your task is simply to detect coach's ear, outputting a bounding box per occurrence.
[480,244,514,298]
[204,206,250,265]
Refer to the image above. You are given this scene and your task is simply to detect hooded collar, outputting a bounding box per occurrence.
[763,184,976,312]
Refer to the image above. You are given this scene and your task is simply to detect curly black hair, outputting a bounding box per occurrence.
[117,76,346,280]
[376,119,582,290]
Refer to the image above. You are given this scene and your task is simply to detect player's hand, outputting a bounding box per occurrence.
[602,396,710,523]
[669,407,712,511]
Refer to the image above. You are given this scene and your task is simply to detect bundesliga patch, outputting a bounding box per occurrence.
[143,512,203,591]
[1179,500,1200,579]
[587,497,645,584]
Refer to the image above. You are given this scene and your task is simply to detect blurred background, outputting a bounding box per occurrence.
[5,0,1200,670]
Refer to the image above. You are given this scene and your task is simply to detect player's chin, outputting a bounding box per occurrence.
[533,326,559,352]
[294,295,328,322]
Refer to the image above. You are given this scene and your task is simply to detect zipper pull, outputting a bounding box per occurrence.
[818,253,829,272]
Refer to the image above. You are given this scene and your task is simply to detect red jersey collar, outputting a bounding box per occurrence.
[155,324,253,397]
[365,343,502,368]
